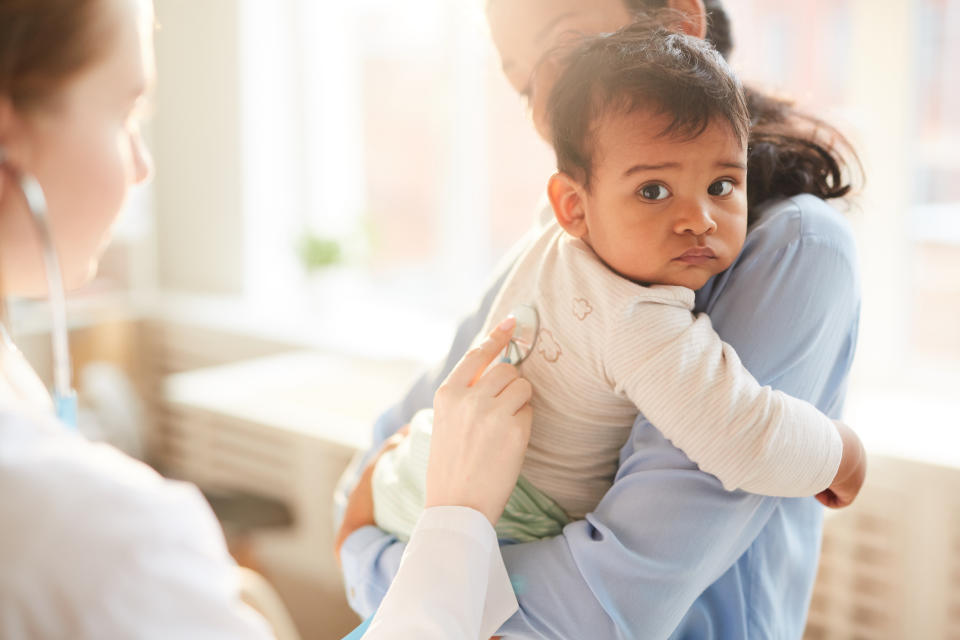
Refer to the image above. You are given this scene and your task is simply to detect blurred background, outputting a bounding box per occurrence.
[7,0,959,638]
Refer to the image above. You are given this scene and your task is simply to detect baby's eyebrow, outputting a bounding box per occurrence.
[622,160,747,178]
[716,161,747,170]
[623,162,681,177]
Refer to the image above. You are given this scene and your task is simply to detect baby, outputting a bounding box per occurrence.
[373,25,864,542]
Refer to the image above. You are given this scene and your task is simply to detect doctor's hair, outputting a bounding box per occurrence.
[549,24,749,188]
[0,0,114,111]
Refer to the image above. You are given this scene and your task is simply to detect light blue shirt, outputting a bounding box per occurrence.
[339,194,861,639]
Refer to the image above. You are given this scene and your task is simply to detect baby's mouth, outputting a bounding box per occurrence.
[674,246,717,264]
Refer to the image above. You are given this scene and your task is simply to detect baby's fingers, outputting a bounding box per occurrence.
[815,489,841,508]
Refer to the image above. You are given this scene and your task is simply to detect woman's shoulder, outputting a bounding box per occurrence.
[748,194,857,259]
[554,228,696,312]
[697,194,861,313]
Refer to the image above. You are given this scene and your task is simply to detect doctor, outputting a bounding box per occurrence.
[0,0,527,637]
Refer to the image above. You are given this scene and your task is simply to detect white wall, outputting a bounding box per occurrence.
[153,0,245,294]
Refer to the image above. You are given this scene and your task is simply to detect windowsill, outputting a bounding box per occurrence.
[7,290,148,338]
[846,359,960,469]
[149,281,463,365]
[164,349,422,452]
[912,202,960,246]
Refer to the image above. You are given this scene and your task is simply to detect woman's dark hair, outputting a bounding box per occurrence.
[609,2,860,215]
[549,25,750,190]
[0,0,113,111]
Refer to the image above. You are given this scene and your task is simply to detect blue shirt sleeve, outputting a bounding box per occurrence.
[341,195,861,639]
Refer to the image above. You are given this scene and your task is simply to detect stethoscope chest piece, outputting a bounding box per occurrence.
[503,304,540,365]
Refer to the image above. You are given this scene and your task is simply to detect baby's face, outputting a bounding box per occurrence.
[576,109,748,290]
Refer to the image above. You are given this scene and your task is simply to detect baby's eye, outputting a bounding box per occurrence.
[638,184,671,201]
[708,179,734,197]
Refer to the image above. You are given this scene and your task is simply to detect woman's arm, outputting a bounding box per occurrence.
[341,196,861,638]
[495,196,861,639]
[606,295,844,498]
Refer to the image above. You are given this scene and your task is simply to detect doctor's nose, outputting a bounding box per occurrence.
[131,129,154,185]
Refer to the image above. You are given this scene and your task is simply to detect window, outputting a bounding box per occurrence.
[724,0,960,458]
[231,0,554,359]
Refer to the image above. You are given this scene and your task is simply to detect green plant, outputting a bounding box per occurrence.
[297,233,343,272]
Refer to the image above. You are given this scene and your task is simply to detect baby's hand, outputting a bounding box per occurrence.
[816,420,866,508]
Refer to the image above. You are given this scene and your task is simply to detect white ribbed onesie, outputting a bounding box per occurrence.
[476,219,842,519]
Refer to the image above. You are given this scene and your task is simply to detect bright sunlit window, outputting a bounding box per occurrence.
[139,0,960,441]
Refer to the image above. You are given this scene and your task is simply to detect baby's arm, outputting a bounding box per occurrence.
[817,420,865,507]
[606,295,863,501]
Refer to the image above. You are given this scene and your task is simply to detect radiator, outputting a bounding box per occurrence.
[805,455,960,639]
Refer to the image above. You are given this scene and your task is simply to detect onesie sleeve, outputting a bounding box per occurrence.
[604,294,842,496]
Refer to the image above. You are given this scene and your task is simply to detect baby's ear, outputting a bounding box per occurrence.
[547,172,588,238]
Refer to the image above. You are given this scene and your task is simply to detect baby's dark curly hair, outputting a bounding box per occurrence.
[549,17,860,222]
[549,24,749,190]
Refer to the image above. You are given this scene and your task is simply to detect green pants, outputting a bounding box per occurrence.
[372,409,571,543]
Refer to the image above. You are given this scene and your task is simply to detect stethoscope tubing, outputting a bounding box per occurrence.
[0,149,77,427]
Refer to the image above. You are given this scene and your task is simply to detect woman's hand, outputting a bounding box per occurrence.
[334,425,410,561]
[425,316,534,525]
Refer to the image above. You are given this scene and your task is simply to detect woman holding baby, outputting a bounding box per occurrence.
[0,0,862,638]
[337,0,864,638]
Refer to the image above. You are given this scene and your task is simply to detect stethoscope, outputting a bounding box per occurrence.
[0,147,78,428]
[0,143,538,429]
[502,303,540,366]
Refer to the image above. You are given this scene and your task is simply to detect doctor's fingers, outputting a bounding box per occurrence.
[493,376,533,417]
[442,316,517,390]
[473,361,523,398]
[496,402,533,457]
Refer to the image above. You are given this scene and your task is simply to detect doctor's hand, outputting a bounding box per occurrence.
[426,316,534,525]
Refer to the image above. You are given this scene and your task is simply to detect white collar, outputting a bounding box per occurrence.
[0,323,54,414]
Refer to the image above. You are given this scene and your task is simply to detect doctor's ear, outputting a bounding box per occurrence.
[547,172,589,238]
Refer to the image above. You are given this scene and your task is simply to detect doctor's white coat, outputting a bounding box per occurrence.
[0,335,517,640]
